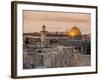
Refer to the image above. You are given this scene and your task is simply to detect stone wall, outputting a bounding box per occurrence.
[23,50,82,69]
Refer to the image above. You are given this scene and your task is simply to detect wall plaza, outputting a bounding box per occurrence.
[23,25,91,69]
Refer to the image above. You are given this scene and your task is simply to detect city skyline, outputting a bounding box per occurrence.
[23,11,91,34]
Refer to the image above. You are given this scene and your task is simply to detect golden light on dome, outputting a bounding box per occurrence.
[68,26,82,39]
[69,32,75,37]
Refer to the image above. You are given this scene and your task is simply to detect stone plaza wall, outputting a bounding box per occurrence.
[23,50,82,69]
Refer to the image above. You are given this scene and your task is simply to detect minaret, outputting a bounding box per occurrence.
[42,24,46,32]
[40,24,47,43]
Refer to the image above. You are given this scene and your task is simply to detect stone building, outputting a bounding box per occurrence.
[23,24,91,69]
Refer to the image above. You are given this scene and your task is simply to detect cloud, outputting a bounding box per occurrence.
[23,10,91,34]
[24,11,90,23]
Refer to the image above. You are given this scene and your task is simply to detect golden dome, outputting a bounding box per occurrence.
[68,26,81,37]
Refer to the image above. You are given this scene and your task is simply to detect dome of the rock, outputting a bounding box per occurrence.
[68,26,82,39]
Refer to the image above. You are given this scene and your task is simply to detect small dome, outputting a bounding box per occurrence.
[68,26,81,39]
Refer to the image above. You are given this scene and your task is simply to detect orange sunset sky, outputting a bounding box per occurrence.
[23,10,91,34]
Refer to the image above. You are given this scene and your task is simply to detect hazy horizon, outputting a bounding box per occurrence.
[23,10,91,35]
